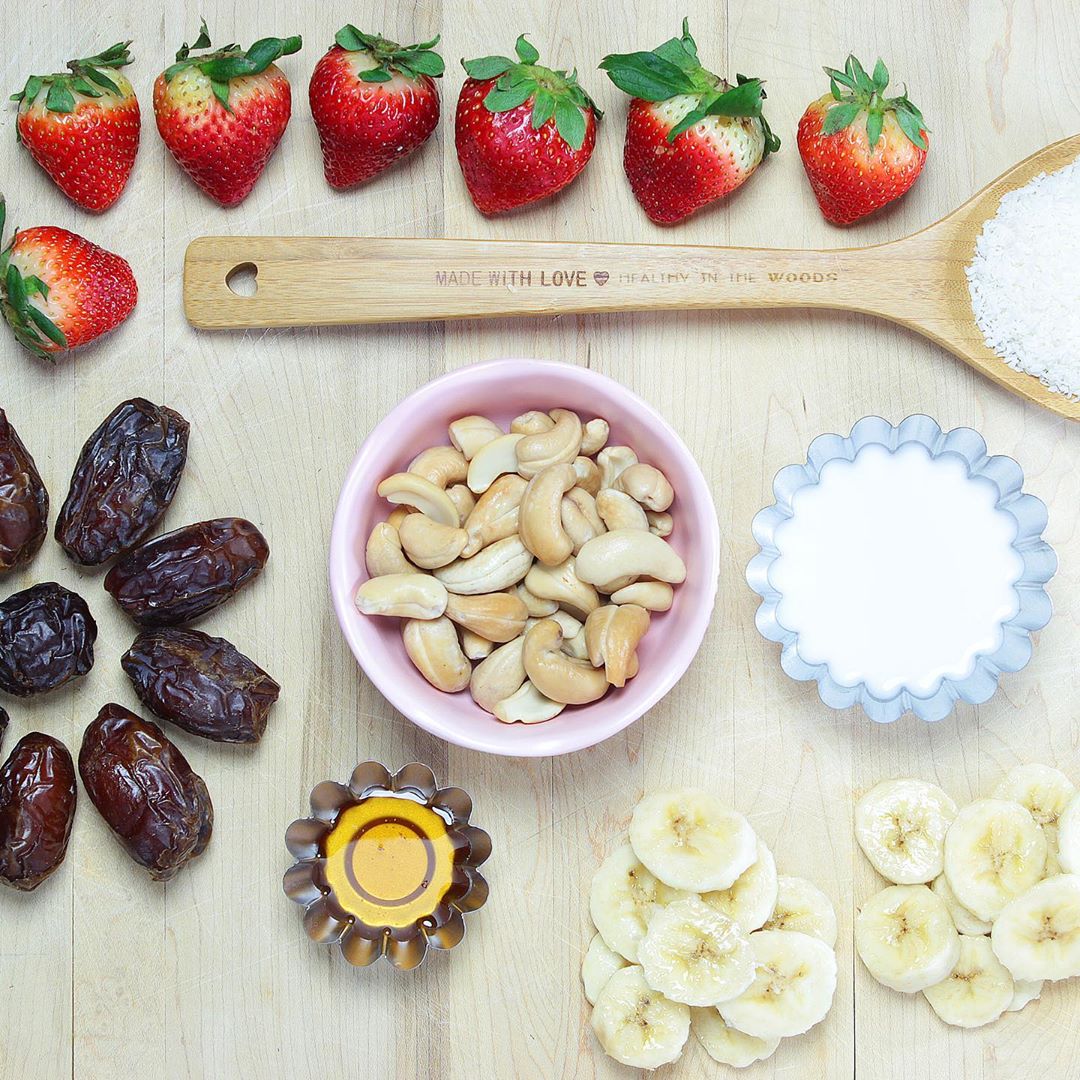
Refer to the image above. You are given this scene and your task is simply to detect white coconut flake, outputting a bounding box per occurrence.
[966,156,1080,399]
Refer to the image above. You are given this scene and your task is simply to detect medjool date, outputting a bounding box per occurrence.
[79,703,213,881]
[104,517,269,626]
[122,627,280,743]
[56,398,189,565]
[0,582,97,696]
[0,408,48,574]
[0,732,77,891]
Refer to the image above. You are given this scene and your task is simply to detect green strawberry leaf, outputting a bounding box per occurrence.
[866,109,883,149]
[515,34,540,64]
[531,89,557,129]
[71,77,103,98]
[23,275,48,299]
[45,81,75,113]
[192,21,212,50]
[598,50,699,101]
[893,105,928,150]
[25,303,66,348]
[335,24,366,52]
[463,55,514,80]
[872,57,889,90]
[403,50,444,77]
[6,264,27,315]
[554,97,586,151]
[359,69,393,82]
[484,82,534,112]
[84,68,121,94]
[822,100,861,134]
[210,79,232,113]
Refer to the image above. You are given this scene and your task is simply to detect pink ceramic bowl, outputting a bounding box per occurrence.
[328,359,720,757]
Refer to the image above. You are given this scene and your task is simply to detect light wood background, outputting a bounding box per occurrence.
[1,2,1078,1078]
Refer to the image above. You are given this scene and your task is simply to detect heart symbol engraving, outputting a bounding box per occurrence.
[593,271,610,286]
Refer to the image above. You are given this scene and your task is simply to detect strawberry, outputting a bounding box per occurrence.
[600,20,779,225]
[310,26,443,190]
[456,35,599,214]
[153,22,301,207]
[12,42,140,213]
[797,55,929,225]
[0,200,137,358]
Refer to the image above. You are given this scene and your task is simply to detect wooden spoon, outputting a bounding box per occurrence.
[184,134,1080,421]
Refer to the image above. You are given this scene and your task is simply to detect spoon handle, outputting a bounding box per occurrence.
[183,235,941,328]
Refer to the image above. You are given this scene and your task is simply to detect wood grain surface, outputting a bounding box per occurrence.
[1,2,1078,1078]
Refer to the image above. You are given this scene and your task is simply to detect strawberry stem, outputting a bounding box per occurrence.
[821,54,928,151]
[333,26,445,81]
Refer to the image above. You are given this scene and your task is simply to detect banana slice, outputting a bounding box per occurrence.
[854,884,960,992]
[921,935,1014,1028]
[931,874,992,936]
[718,930,837,1040]
[944,799,1047,922]
[638,896,755,1006]
[763,876,838,947]
[1006,979,1043,1012]
[700,840,778,933]
[630,789,757,892]
[590,965,691,1070]
[690,1007,780,1068]
[582,932,628,1005]
[1055,792,1080,874]
[590,843,689,963]
[854,778,957,884]
[990,874,1080,981]
[993,763,1076,830]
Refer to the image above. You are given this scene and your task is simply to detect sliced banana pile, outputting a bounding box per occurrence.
[584,788,838,1070]
[854,764,1080,1029]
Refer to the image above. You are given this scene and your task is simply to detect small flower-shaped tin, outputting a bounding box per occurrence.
[284,761,491,969]
[746,415,1057,723]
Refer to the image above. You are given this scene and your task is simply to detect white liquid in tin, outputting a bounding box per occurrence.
[771,442,1023,698]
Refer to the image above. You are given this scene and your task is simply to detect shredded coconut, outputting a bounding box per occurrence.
[966,156,1080,399]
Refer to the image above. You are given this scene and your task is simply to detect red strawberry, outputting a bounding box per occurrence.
[797,55,929,225]
[0,200,137,358]
[153,23,301,207]
[310,26,443,190]
[600,20,778,225]
[456,35,599,214]
[13,42,140,213]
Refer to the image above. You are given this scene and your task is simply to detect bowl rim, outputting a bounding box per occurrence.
[328,358,721,757]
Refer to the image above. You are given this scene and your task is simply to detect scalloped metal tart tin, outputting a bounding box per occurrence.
[283,761,491,969]
[746,415,1056,723]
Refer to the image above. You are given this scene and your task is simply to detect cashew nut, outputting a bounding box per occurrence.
[561,495,603,554]
[355,573,448,620]
[470,637,526,712]
[446,484,476,526]
[573,456,602,495]
[493,680,565,724]
[610,580,674,611]
[518,463,577,567]
[596,488,649,531]
[467,432,525,494]
[580,418,610,457]
[377,473,458,527]
[522,619,609,705]
[525,609,583,639]
[515,409,583,478]
[563,626,590,661]
[365,522,412,577]
[434,536,533,594]
[461,628,494,660]
[445,591,528,643]
[462,473,527,556]
[585,604,651,687]
[617,463,674,512]
[387,506,412,530]
[449,415,503,460]
[576,529,686,586]
[597,445,638,489]
[398,513,469,569]
[507,581,558,618]
[402,617,471,692]
[646,510,673,537]
[511,410,555,435]
[524,556,600,621]
[407,446,468,489]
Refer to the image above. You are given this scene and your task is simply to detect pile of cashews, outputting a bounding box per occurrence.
[354,407,687,724]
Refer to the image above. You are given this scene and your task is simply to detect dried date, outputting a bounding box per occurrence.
[0,408,48,575]
[56,398,189,565]
[122,627,280,743]
[79,703,213,881]
[0,582,97,696]
[104,517,269,626]
[0,707,7,754]
[0,732,77,891]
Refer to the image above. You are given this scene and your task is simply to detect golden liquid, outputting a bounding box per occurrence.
[321,796,457,929]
